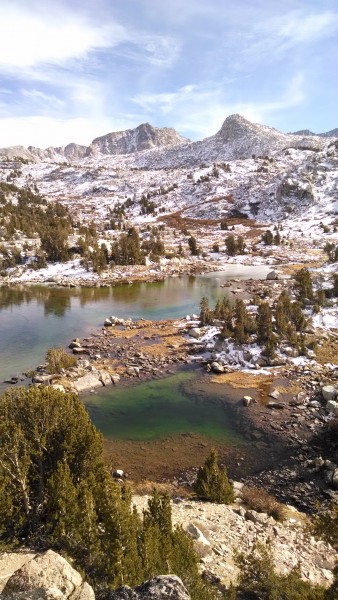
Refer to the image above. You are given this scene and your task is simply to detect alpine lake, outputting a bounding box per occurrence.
[0,266,279,480]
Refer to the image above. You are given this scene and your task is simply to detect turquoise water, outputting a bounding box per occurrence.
[83,371,245,443]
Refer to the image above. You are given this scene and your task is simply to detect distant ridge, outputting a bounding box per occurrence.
[0,115,336,165]
[291,128,338,138]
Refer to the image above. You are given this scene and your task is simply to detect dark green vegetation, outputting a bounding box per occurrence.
[45,347,77,374]
[225,233,246,256]
[0,386,211,598]
[232,541,327,600]
[193,449,234,504]
[0,181,167,273]
[0,182,71,266]
[0,386,336,599]
[199,268,334,360]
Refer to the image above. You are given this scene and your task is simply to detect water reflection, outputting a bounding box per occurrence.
[0,265,271,386]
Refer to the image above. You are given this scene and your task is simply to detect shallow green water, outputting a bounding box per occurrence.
[83,371,245,443]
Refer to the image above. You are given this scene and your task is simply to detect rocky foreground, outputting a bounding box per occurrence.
[1,486,336,599]
[0,549,189,599]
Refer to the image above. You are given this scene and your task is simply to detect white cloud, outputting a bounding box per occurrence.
[0,116,133,148]
[0,5,125,71]
[238,10,338,68]
[273,10,338,45]
[132,75,305,139]
[20,89,65,108]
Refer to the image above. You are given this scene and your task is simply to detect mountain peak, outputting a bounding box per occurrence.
[216,114,263,142]
[90,123,189,155]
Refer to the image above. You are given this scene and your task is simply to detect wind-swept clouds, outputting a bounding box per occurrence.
[132,74,306,139]
[268,9,338,46]
[233,8,338,69]
[0,5,123,73]
[0,0,336,147]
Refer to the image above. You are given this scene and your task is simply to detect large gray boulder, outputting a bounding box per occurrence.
[266,270,279,280]
[326,400,338,414]
[188,327,202,339]
[73,372,103,392]
[99,370,112,386]
[2,549,94,599]
[322,385,337,402]
[211,362,225,374]
[106,575,190,600]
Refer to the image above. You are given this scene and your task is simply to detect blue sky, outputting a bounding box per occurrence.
[0,0,337,147]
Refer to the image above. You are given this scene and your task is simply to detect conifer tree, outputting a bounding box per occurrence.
[199,296,212,324]
[275,290,291,335]
[257,301,273,342]
[225,234,237,256]
[294,267,313,303]
[262,230,273,245]
[291,301,307,332]
[0,386,213,597]
[194,449,234,504]
[188,235,199,256]
[213,298,222,319]
[234,299,249,343]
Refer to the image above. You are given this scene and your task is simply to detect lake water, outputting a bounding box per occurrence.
[0,265,271,387]
[0,266,271,446]
[83,370,246,443]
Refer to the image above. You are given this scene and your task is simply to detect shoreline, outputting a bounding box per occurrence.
[17,307,337,513]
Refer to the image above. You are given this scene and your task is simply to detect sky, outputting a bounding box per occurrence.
[0,0,337,148]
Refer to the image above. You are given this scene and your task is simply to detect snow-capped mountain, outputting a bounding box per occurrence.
[291,128,338,138]
[0,114,337,229]
[0,114,336,166]
[88,122,189,156]
[0,123,189,163]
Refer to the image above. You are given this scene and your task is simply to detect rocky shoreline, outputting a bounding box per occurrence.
[12,301,337,514]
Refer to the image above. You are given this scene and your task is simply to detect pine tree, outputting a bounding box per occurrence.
[275,290,291,335]
[291,301,307,332]
[200,296,211,324]
[274,230,281,245]
[257,301,273,342]
[234,299,249,343]
[294,267,313,303]
[194,449,234,504]
[262,230,273,245]
[0,386,104,542]
[225,234,237,256]
[188,235,199,256]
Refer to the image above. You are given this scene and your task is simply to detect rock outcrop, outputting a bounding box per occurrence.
[1,552,189,600]
[132,496,336,588]
[2,549,94,599]
[106,575,190,600]
[89,123,189,155]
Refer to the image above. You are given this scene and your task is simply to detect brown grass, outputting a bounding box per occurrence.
[159,210,257,230]
[315,337,338,365]
[210,372,273,389]
[279,258,325,275]
[241,485,286,521]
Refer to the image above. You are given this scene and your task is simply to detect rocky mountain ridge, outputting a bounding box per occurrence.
[0,115,336,166]
[291,127,338,138]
